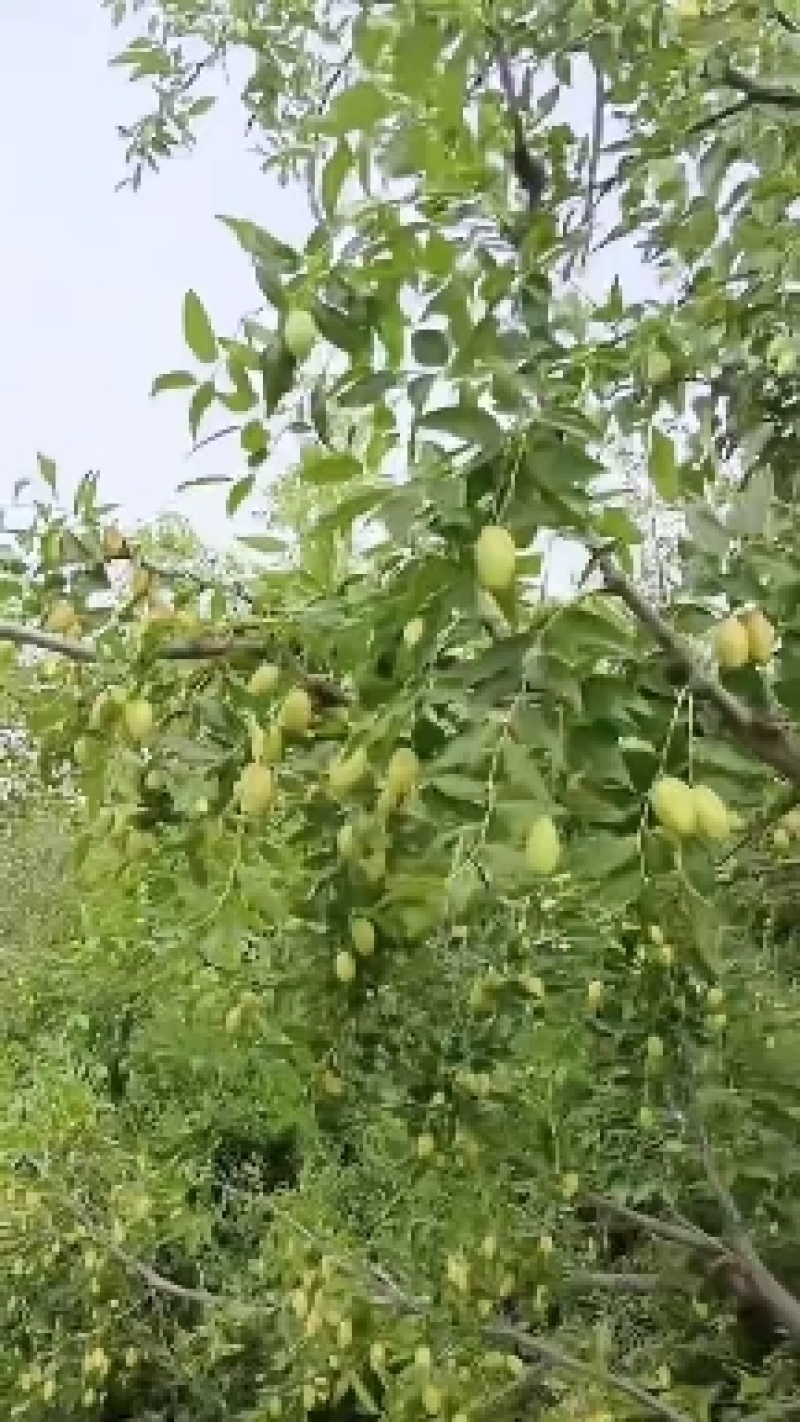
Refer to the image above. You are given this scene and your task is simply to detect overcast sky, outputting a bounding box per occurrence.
[1,1,652,563]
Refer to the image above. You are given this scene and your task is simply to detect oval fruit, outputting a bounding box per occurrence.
[691,784,730,840]
[386,746,419,799]
[123,698,155,743]
[334,950,356,984]
[525,816,560,875]
[103,525,126,558]
[281,687,313,734]
[238,761,274,815]
[586,979,605,1009]
[475,525,516,593]
[645,349,671,385]
[651,777,696,837]
[337,823,357,859]
[743,609,775,665]
[328,747,369,797]
[351,917,375,956]
[46,599,77,635]
[714,615,749,670]
[284,309,318,361]
[403,618,425,648]
[249,663,280,696]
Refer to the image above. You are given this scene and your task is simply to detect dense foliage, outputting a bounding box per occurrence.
[2,2,800,1419]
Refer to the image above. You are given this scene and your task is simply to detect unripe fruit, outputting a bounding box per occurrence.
[416,1132,436,1161]
[649,924,664,945]
[225,1005,242,1034]
[525,816,560,875]
[131,567,151,600]
[773,825,791,851]
[362,849,386,883]
[283,308,318,361]
[386,746,419,799]
[248,663,280,696]
[124,698,155,743]
[238,762,274,814]
[281,686,313,734]
[714,616,749,670]
[351,917,375,956]
[646,1034,664,1063]
[422,1384,443,1415]
[403,617,425,648]
[328,747,369,797]
[46,599,77,635]
[707,985,725,1008]
[337,823,357,859]
[322,1069,344,1097]
[586,979,605,1010]
[369,1341,386,1370]
[691,784,730,840]
[742,609,775,665]
[475,525,516,592]
[334,950,356,984]
[103,525,126,558]
[645,349,671,385]
[446,1254,470,1293]
[651,777,696,837]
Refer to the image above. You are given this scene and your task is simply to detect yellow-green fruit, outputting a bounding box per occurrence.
[238,761,274,815]
[46,599,77,635]
[714,615,749,670]
[249,663,280,696]
[707,985,725,1008]
[351,917,375,956]
[691,784,730,840]
[586,979,605,1010]
[773,825,791,851]
[334,950,357,984]
[362,849,386,883]
[651,777,696,837]
[131,567,151,600]
[403,617,425,648]
[283,308,318,361]
[743,609,776,665]
[262,724,283,764]
[525,815,560,875]
[321,1069,344,1097]
[281,686,313,734]
[646,1034,664,1063]
[225,1005,242,1034]
[475,524,517,593]
[422,1384,443,1415]
[645,348,671,385]
[416,1132,436,1161]
[386,746,419,799]
[123,698,155,743]
[103,525,126,558]
[369,1341,387,1371]
[337,823,357,860]
[328,747,369,797]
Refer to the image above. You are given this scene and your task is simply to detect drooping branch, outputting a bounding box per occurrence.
[0,621,349,706]
[721,61,800,111]
[595,552,800,785]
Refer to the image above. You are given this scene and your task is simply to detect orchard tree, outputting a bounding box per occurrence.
[2,2,800,1420]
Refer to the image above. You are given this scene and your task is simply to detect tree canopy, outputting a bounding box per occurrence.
[2,2,800,1420]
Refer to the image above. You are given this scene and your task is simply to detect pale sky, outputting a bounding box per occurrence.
[1,2,650,558]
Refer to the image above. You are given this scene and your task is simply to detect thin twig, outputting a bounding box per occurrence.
[722,62,800,111]
[564,59,605,278]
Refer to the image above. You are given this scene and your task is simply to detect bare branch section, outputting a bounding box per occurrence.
[701,1138,800,1342]
[722,62,800,111]
[0,621,349,707]
[595,554,800,785]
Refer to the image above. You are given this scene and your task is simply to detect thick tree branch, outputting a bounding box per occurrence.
[701,1137,800,1343]
[595,553,800,785]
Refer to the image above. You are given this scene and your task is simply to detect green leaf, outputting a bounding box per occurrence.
[151,370,197,396]
[189,381,216,439]
[650,428,679,499]
[418,405,504,452]
[412,329,450,367]
[227,475,255,516]
[183,291,218,363]
[322,139,352,217]
[37,454,57,491]
[300,452,362,485]
[325,82,393,134]
[217,216,298,270]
